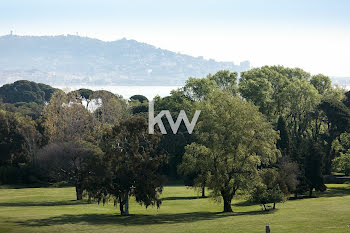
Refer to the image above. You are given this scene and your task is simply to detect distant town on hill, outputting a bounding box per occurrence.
[0,34,251,86]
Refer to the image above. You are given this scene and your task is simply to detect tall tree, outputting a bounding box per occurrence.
[318,99,350,173]
[37,141,103,200]
[332,132,350,175]
[305,141,327,197]
[276,116,290,157]
[41,90,94,143]
[0,110,27,166]
[178,143,211,197]
[89,116,166,215]
[239,66,311,121]
[180,91,280,212]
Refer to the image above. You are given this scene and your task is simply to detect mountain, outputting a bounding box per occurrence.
[0,34,250,86]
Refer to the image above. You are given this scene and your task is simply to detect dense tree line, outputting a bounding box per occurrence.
[1,66,350,214]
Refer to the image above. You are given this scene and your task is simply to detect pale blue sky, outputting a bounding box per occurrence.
[1,0,350,76]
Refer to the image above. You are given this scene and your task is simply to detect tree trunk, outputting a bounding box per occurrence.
[119,200,125,216]
[309,188,313,197]
[201,186,205,198]
[75,183,83,200]
[222,194,233,212]
[273,203,276,209]
[125,192,129,215]
[119,192,129,216]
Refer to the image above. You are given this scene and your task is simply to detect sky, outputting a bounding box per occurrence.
[1,0,350,77]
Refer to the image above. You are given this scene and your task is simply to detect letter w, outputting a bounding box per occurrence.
[165,110,201,134]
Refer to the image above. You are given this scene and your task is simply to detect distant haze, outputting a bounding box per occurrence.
[0,35,250,86]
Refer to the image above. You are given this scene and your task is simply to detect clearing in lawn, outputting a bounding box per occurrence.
[0,184,349,232]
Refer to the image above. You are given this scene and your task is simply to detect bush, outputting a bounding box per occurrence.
[250,169,287,210]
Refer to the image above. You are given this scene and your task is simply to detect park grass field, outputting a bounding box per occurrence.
[0,184,350,233]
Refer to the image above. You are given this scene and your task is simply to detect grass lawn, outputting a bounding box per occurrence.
[0,184,350,232]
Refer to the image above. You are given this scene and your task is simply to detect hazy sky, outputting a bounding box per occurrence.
[1,0,350,76]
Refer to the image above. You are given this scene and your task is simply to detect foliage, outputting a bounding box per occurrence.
[88,116,166,215]
[181,91,280,212]
[0,110,39,166]
[41,90,95,143]
[130,95,148,103]
[304,141,327,196]
[37,140,103,200]
[310,74,332,95]
[153,90,195,178]
[319,99,350,173]
[178,143,211,197]
[0,80,56,105]
[250,169,286,210]
[90,90,130,127]
[276,116,290,157]
[183,70,237,101]
[332,132,350,175]
[333,153,350,176]
[277,157,299,195]
[77,88,94,100]
[239,65,311,121]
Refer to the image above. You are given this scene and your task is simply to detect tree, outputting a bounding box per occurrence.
[310,74,332,95]
[277,157,299,195]
[41,90,94,143]
[89,116,166,215]
[16,115,41,163]
[250,169,286,210]
[238,66,330,197]
[129,95,148,115]
[239,66,311,121]
[183,77,217,101]
[276,116,290,157]
[0,110,28,166]
[305,142,327,197]
[343,91,350,109]
[209,70,238,95]
[333,153,350,176]
[332,132,350,175]
[77,88,94,100]
[0,80,56,105]
[182,70,237,101]
[319,99,350,173]
[178,143,211,198]
[37,141,102,200]
[181,91,280,212]
[90,90,130,127]
[130,95,148,103]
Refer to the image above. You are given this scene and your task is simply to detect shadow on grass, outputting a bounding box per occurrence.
[233,200,254,207]
[161,196,205,201]
[14,210,269,227]
[0,200,90,207]
[319,186,350,197]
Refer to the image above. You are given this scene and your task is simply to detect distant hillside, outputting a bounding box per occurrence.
[0,34,250,86]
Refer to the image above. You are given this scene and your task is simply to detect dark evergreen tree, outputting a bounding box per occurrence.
[276,116,290,157]
[319,99,350,174]
[304,141,327,197]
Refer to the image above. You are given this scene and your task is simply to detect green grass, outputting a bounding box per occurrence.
[0,184,350,232]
